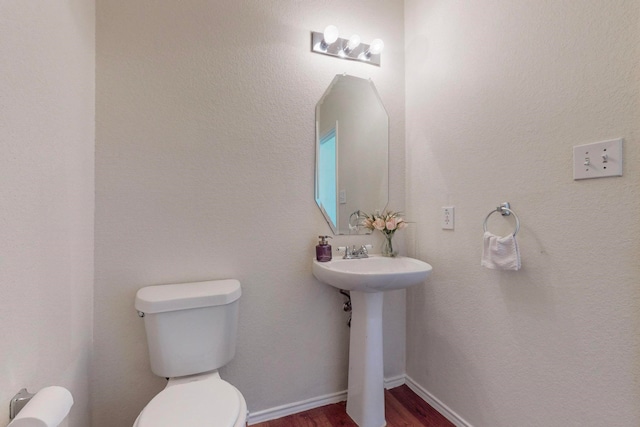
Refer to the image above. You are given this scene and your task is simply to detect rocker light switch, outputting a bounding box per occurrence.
[573,138,623,180]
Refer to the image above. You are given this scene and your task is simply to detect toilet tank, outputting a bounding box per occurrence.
[135,279,241,378]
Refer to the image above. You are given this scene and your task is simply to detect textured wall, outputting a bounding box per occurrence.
[94,1,404,426]
[405,1,640,426]
[0,2,95,427]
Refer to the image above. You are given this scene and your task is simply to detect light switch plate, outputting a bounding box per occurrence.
[339,190,346,204]
[573,138,623,180]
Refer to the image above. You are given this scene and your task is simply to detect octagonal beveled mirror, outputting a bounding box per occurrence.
[315,74,389,234]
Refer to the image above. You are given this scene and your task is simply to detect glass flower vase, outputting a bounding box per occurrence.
[381,233,397,257]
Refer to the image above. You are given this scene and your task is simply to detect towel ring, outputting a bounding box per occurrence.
[483,204,520,236]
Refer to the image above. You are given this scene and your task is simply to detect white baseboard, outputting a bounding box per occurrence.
[248,374,404,425]
[404,375,473,427]
[247,389,347,425]
[248,374,472,427]
[384,374,406,389]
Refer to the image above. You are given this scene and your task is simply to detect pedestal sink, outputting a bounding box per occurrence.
[312,255,432,427]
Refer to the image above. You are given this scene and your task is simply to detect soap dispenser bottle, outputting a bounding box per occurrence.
[316,235,333,262]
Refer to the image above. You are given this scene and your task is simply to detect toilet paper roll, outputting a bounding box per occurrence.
[8,386,73,427]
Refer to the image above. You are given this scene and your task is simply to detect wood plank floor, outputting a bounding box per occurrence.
[251,385,454,427]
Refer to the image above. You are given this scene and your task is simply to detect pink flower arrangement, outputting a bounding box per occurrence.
[360,210,407,237]
[360,210,407,256]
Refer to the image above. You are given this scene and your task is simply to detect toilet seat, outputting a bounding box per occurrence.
[134,372,246,427]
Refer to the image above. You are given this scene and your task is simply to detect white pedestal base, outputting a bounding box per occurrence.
[346,291,386,427]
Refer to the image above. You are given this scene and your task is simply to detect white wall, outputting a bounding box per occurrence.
[405,1,640,426]
[0,2,95,427]
[94,1,405,425]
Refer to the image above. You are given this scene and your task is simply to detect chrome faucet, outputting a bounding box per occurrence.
[343,245,369,259]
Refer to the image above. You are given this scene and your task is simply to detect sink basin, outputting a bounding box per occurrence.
[312,254,433,427]
[312,255,432,292]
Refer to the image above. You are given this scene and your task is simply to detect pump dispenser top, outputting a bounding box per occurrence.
[316,235,332,262]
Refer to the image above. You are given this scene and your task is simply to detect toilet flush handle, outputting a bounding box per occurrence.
[137,311,145,318]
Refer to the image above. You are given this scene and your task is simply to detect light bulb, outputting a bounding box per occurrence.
[369,38,384,55]
[347,35,361,51]
[323,25,339,45]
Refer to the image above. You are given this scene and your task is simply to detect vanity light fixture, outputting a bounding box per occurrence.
[311,26,384,66]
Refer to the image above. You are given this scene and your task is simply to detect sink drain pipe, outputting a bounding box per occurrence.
[339,290,352,327]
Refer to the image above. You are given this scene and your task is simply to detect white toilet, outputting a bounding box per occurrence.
[133,279,247,427]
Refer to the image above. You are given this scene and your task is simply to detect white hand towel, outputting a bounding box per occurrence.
[481,231,521,270]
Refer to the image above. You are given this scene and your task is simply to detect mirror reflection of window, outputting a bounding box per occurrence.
[317,127,337,227]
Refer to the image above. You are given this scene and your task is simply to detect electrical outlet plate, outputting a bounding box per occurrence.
[442,207,454,230]
[573,138,623,180]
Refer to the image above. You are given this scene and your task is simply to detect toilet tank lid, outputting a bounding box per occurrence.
[135,279,241,314]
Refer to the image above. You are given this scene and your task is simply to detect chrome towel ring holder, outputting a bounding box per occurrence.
[483,202,520,237]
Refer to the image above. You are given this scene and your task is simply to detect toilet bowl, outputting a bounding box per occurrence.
[133,372,247,427]
[134,279,246,427]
